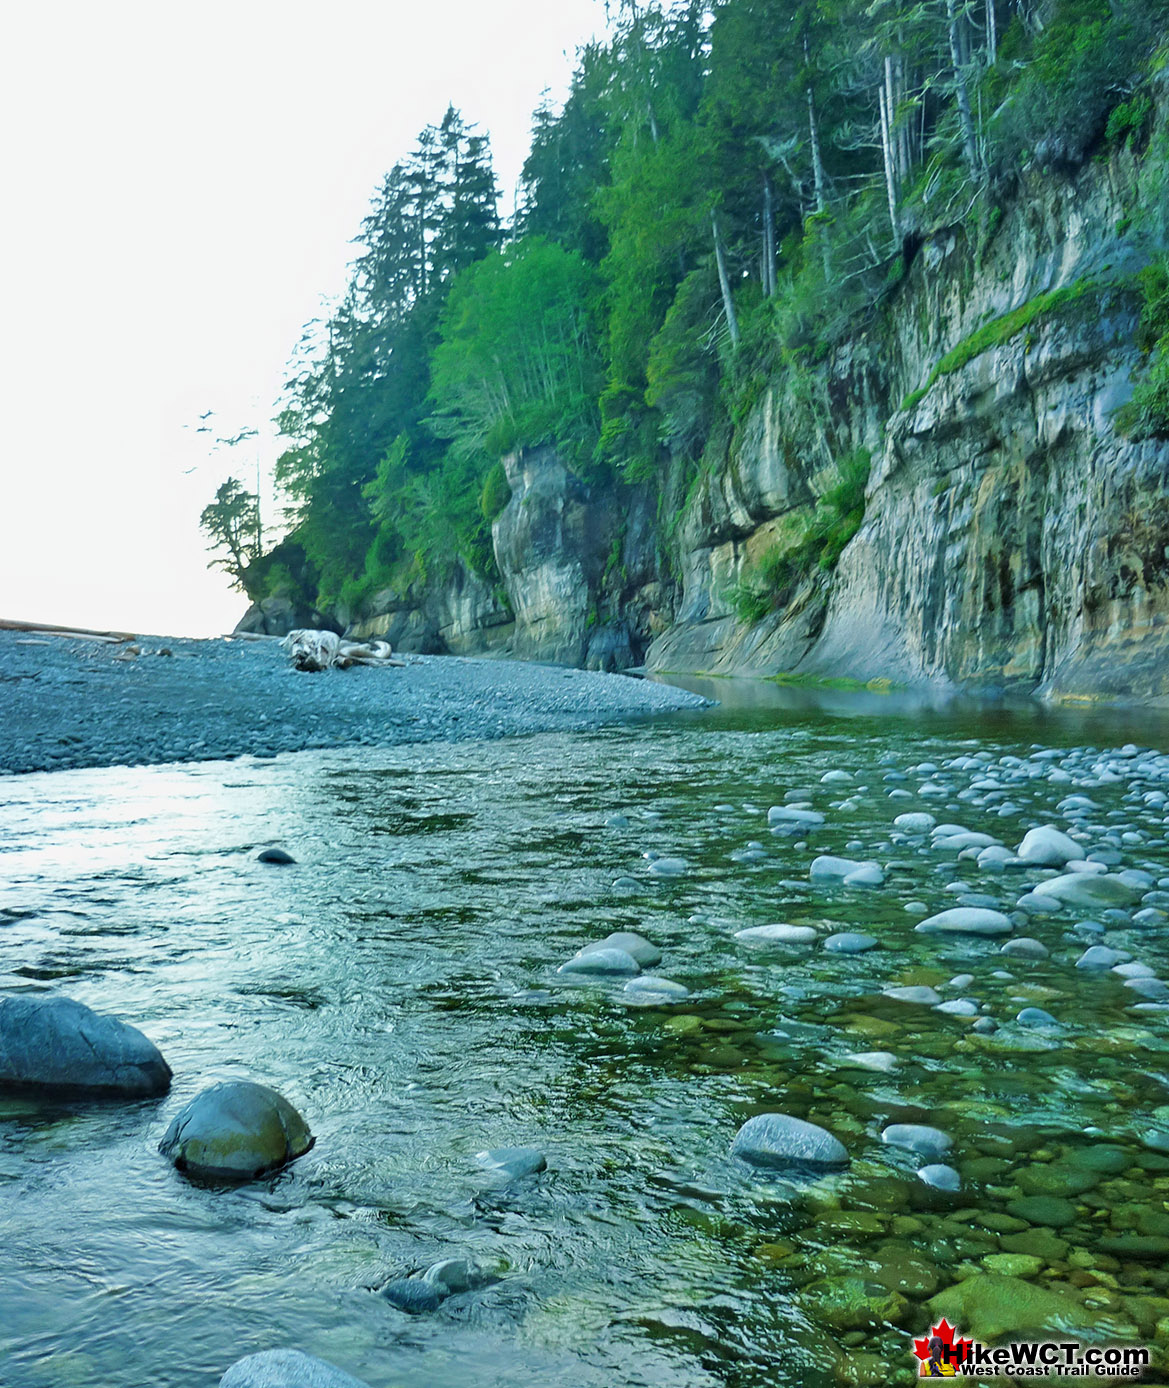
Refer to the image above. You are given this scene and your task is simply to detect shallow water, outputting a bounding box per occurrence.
[3,687,1169,1387]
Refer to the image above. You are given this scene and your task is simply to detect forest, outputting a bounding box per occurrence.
[201,0,1169,625]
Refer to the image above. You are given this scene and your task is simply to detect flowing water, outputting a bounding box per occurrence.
[4,684,1169,1387]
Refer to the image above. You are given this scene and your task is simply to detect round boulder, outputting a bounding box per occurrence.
[219,1349,370,1388]
[0,993,171,1097]
[731,1113,849,1171]
[159,1081,314,1180]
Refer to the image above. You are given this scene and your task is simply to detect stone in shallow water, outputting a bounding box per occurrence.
[581,932,661,967]
[1015,825,1085,867]
[1075,945,1131,968]
[604,813,630,828]
[558,948,640,977]
[735,924,818,945]
[838,1051,898,1073]
[159,1081,314,1180]
[1000,937,1049,959]
[1005,1195,1078,1227]
[649,857,687,877]
[881,1124,952,1160]
[927,1274,1130,1343]
[257,847,296,865]
[475,1146,547,1180]
[823,932,879,954]
[934,999,980,1017]
[1031,873,1142,909]
[918,1163,961,1191]
[380,1278,443,1314]
[0,993,172,1097]
[731,1113,849,1171]
[1016,1007,1059,1027]
[894,813,936,832]
[884,985,942,1005]
[915,907,1012,937]
[623,976,690,1000]
[219,1350,371,1388]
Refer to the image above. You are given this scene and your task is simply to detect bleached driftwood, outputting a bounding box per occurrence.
[0,618,136,643]
[281,630,405,672]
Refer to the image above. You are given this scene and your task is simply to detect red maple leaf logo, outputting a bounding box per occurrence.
[913,1319,973,1375]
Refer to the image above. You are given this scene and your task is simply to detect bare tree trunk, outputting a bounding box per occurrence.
[947,0,983,176]
[762,175,777,298]
[986,0,997,65]
[711,211,740,346]
[878,80,901,246]
[804,38,828,216]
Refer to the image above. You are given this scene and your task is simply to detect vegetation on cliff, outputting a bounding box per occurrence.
[204,0,1169,624]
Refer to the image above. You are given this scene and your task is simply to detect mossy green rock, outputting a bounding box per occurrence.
[982,1253,1043,1277]
[159,1081,314,1180]
[801,1276,909,1331]
[872,1248,940,1299]
[1015,1163,1100,1198]
[927,1275,1131,1343]
[1006,1195,1079,1228]
[1001,1229,1070,1262]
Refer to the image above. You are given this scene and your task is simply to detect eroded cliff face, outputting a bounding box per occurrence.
[647,120,1169,701]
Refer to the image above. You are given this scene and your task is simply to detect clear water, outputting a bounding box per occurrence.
[3,685,1169,1388]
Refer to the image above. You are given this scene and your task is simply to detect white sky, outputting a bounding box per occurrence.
[0,0,605,637]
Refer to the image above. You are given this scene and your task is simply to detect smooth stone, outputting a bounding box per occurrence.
[982,1253,1043,1278]
[1112,961,1155,978]
[934,831,1000,850]
[844,865,885,887]
[1016,1007,1059,1027]
[0,993,172,1097]
[957,893,1002,910]
[895,813,936,832]
[735,924,818,945]
[768,807,825,826]
[1005,1195,1078,1227]
[1015,1164,1099,1198]
[947,974,975,989]
[934,999,980,1017]
[1076,945,1131,968]
[380,1278,443,1314]
[1015,893,1061,915]
[475,1146,547,1180]
[881,1124,952,1160]
[821,770,854,783]
[159,1082,314,1180]
[927,1274,1125,1343]
[422,1258,480,1294]
[1031,873,1142,908]
[604,814,630,828]
[1094,1234,1169,1259]
[558,948,640,976]
[919,1163,961,1191]
[799,1277,908,1331]
[883,986,942,1005]
[1125,976,1169,1000]
[978,846,1015,865]
[823,933,879,954]
[731,1113,849,1171]
[809,855,882,884]
[648,857,687,876]
[1000,937,1049,959]
[624,976,690,999]
[1016,825,1085,867]
[838,1051,898,1073]
[257,848,296,865]
[914,908,1012,936]
[610,876,641,893]
[219,1350,371,1388]
[581,932,661,967]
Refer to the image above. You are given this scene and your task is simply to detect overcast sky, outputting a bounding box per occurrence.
[0,0,605,636]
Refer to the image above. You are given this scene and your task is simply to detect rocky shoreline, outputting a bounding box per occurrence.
[0,629,710,775]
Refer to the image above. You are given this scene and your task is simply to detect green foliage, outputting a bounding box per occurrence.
[480,460,512,522]
[900,280,1097,409]
[1118,259,1169,436]
[1106,92,1155,149]
[200,478,261,595]
[726,448,871,623]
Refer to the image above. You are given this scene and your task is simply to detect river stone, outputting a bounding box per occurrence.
[915,908,1012,936]
[0,993,172,1097]
[475,1146,546,1180]
[422,1258,484,1295]
[927,1274,1129,1343]
[731,1113,849,1171]
[883,986,942,1005]
[1016,825,1085,867]
[257,847,296,865]
[381,1278,443,1314]
[800,1276,908,1330]
[1094,1234,1169,1259]
[982,1253,1044,1278]
[735,924,818,945]
[1005,1195,1078,1228]
[1016,1164,1099,1198]
[624,976,690,999]
[934,999,979,1017]
[581,932,661,967]
[918,1164,961,1191]
[158,1081,313,1179]
[882,1124,952,1161]
[1031,873,1142,908]
[809,855,883,885]
[1016,1007,1059,1027]
[1076,945,1131,968]
[219,1350,371,1388]
[648,856,687,877]
[823,933,879,954]
[558,947,640,976]
[895,813,936,832]
[1000,937,1049,959]
[769,806,825,827]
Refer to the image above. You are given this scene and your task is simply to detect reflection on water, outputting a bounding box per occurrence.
[2,693,1169,1386]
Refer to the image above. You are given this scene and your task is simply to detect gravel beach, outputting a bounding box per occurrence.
[0,630,711,775]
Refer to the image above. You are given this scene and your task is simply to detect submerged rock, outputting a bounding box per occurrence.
[927,1274,1132,1343]
[1031,874,1142,909]
[809,855,884,886]
[219,1350,371,1388]
[558,947,640,976]
[380,1278,443,1314]
[882,1124,952,1160]
[735,924,818,945]
[580,932,661,967]
[624,975,690,999]
[475,1146,547,1180]
[257,848,296,865]
[915,907,1012,936]
[731,1113,849,1171]
[158,1081,313,1180]
[0,993,171,1097]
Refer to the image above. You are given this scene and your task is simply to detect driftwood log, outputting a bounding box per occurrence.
[281,629,405,672]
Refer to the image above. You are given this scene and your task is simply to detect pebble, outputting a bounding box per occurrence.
[581,932,661,967]
[558,948,640,976]
[1000,937,1049,959]
[219,1350,371,1388]
[257,847,296,865]
[823,933,879,954]
[731,1114,849,1170]
[648,857,687,877]
[624,976,690,999]
[918,1164,962,1191]
[881,1124,953,1160]
[1016,1007,1059,1027]
[884,985,942,1005]
[1016,825,1085,867]
[1075,945,1131,968]
[475,1147,547,1180]
[735,924,818,945]
[381,1278,444,1314]
[915,907,1013,936]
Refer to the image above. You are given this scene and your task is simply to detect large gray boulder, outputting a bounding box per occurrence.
[0,993,171,1096]
[731,1113,849,1171]
[219,1349,370,1387]
[159,1081,314,1180]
